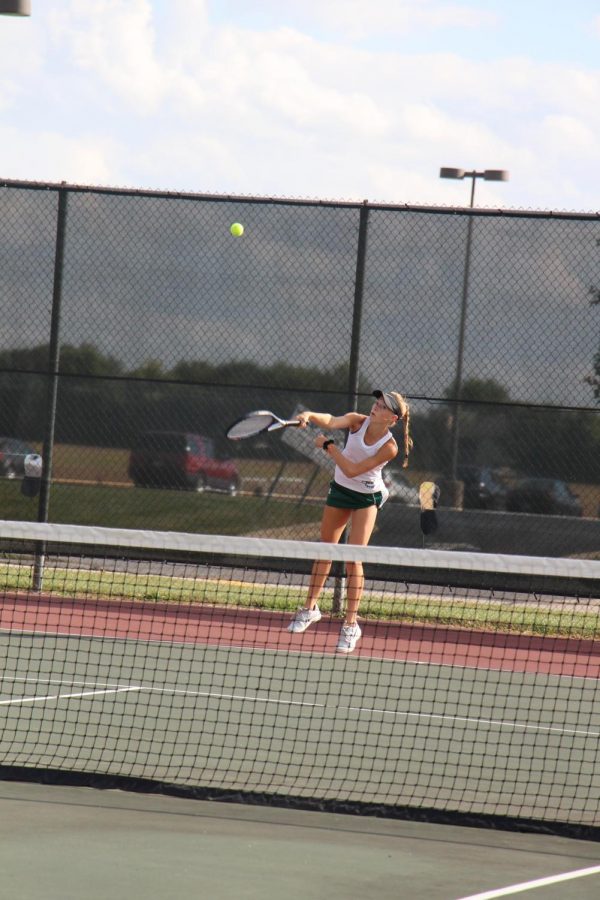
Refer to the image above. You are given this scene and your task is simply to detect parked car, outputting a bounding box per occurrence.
[0,437,37,479]
[505,478,582,517]
[383,472,420,505]
[129,431,239,495]
[457,465,508,510]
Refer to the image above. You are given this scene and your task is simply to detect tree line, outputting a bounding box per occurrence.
[1,342,600,483]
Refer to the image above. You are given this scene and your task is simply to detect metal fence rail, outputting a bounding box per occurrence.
[1,178,600,554]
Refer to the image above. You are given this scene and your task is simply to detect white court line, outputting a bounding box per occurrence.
[106,684,600,737]
[4,624,600,684]
[0,675,134,690]
[3,675,133,690]
[2,676,328,711]
[140,686,326,710]
[456,863,600,899]
[0,687,142,706]
[2,677,327,711]
[1,674,599,737]
[344,704,600,738]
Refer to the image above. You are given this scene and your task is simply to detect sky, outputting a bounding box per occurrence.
[2,0,600,213]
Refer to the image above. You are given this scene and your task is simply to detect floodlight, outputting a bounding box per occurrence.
[439,167,465,180]
[0,1,31,15]
[438,163,510,493]
[483,170,509,182]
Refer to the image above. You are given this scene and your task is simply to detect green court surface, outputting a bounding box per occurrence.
[1,781,600,900]
[2,630,600,827]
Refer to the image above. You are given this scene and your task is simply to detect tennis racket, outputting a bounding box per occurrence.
[419,481,440,540]
[226,410,301,441]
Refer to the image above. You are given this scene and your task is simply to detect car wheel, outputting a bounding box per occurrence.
[192,475,207,493]
[227,478,239,497]
[5,466,16,480]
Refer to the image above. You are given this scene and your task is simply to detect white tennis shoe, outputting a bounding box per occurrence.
[336,622,362,653]
[287,605,322,633]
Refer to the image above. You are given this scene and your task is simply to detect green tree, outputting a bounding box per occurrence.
[59,342,124,376]
[585,309,600,400]
[500,407,600,483]
[585,237,600,400]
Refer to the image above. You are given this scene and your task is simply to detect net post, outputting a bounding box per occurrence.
[31,542,45,591]
[33,186,69,587]
[331,562,346,615]
[331,527,347,615]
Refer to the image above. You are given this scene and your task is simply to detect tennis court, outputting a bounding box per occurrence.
[2,520,600,827]
[2,520,600,898]
[3,624,600,898]
[2,625,600,821]
[2,780,600,900]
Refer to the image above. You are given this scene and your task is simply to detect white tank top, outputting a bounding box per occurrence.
[334,417,392,495]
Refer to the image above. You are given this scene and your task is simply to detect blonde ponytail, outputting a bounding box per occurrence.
[389,391,413,468]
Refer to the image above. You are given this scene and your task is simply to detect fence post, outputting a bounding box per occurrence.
[332,201,370,615]
[33,187,68,591]
[348,201,370,409]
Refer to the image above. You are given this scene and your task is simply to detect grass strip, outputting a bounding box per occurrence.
[2,562,599,639]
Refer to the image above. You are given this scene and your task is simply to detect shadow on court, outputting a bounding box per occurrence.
[1,781,599,900]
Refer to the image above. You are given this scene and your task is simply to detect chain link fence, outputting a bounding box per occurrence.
[2,178,600,555]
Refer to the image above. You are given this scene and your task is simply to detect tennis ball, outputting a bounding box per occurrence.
[230,222,244,237]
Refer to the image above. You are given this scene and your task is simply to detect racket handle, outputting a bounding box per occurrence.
[267,419,301,432]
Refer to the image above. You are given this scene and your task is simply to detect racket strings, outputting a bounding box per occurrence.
[227,412,275,439]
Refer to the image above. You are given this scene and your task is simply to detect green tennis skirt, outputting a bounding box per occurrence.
[326,480,384,510]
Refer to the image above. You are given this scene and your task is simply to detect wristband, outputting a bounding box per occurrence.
[323,439,335,451]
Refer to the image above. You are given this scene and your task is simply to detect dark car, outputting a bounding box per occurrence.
[457,465,507,510]
[0,437,37,479]
[505,478,582,517]
[382,471,420,505]
[129,431,239,495]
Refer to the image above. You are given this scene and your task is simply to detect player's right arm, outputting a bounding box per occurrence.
[296,411,365,431]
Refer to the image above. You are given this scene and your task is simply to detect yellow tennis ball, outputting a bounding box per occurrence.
[230,222,244,237]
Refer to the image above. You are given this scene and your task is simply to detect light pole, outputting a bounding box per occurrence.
[0,1,30,14]
[439,167,509,501]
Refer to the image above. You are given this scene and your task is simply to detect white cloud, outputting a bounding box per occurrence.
[1,2,600,212]
[0,125,117,186]
[47,0,167,114]
[131,131,246,194]
[238,0,498,41]
[536,115,597,158]
[0,13,44,112]
[323,0,498,37]
[244,38,389,136]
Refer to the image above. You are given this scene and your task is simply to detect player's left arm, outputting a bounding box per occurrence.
[297,411,365,431]
[319,436,398,477]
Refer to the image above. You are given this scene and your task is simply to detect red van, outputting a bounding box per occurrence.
[128,431,239,495]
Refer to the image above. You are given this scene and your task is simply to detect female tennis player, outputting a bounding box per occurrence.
[287,390,412,653]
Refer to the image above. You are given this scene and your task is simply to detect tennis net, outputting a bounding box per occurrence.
[1,519,600,839]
